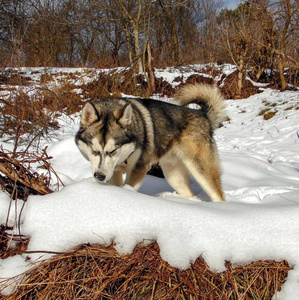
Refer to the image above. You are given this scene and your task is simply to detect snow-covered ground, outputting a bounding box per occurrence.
[0,67,299,299]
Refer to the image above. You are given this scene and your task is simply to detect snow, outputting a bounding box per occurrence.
[155,64,222,87]
[1,67,299,299]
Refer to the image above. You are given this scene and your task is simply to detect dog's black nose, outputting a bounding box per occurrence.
[94,172,106,181]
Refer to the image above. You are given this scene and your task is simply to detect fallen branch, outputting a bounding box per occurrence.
[0,151,53,197]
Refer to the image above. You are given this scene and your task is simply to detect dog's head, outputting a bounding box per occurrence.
[76,99,136,182]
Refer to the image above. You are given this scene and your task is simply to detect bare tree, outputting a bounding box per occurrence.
[246,1,276,81]
[148,0,203,66]
[0,0,29,66]
[158,0,184,65]
[198,0,224,63]
[220,3,261,96]
[269,0,297,90]
[250,0,298,89]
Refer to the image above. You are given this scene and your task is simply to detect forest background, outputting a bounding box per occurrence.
[0,0,298,95]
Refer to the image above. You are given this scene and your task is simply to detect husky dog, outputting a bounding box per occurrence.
[75,83,226,202]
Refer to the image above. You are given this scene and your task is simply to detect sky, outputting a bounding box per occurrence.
[223,0,240,10]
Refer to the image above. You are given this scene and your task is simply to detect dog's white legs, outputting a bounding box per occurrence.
[179,139,225,202]
[185,161,224,202]
[160,155,194,197]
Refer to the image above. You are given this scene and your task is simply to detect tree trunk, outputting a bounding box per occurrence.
[278,0,292,91]
[255,67,266,82]
[237,56,245,98]
[133,23,143,73]
[146,42,155,94]
[172,23,179,66]
[237,70,243,98]
[278,56,287,90]
[124,25,134,70]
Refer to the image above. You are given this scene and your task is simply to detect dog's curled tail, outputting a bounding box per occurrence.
[174,83,227,129]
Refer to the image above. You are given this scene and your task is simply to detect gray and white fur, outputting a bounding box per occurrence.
[76,83,226,202]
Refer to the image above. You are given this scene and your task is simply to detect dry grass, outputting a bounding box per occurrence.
[0,243,291,300]
[258,109,277,120]
[218,71,259,100]
[0,82,83,147]
[1,90,58,141]
[81,69,150,99]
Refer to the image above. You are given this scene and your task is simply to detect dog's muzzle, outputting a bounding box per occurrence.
[94,172,106,182]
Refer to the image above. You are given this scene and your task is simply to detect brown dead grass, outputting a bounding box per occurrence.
[0,89,61,147]
[81,69,150,99]
[0,243,291,300]
[218,71,259,100]
[0,81,83,145]
[0,71,31,86]
[258,109,277,120]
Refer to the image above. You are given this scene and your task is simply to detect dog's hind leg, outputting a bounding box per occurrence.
[160,154,194,197]
[181,141,225,202]
[187,164,224,202]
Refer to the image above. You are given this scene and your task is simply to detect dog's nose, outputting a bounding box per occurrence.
[94,172,106,181]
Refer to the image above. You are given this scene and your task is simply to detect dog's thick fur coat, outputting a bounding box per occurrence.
[76,83,226,202]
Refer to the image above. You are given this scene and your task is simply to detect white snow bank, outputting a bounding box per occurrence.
[18,178,299,300]
[0,193,25,227]
[0,255,32,295]
[22,178,299,271]
[2,175,299,298]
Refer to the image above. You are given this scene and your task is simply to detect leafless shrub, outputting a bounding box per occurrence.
[0,147,57,260]
[0,89,59,147]
[81,69,150,99]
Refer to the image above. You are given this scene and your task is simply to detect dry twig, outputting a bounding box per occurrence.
[0,151,53,197]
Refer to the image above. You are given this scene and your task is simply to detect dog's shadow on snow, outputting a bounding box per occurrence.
[139,175,212,203]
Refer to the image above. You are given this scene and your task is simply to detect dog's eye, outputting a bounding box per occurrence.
[107,148,119,156]
[92,150,101,156]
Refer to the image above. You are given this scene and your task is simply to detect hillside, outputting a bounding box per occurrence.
[0,65,299,299]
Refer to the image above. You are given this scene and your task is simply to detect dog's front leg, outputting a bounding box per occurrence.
[108,170,123,186]
[125,164,149,191]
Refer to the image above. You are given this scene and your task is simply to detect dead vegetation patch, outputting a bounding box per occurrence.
[184,74,214,86]
[154,77,176,97]
[251,68,299,90]
[258,108,277,120]
[41,82,83,115]
[154,73,214,98]
[218,71,259,99]
[0,224,29,259]
[0,70,31,86]
[0,149,54,199]
[202,65,223,78]
[0,82,83,145]
[0,90,60,145]
[81,69,150,99]
[0,243,291,300]
[0,148,60,261]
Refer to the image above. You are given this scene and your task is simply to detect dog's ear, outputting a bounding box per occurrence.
[114,104,132,127]
[81,102,99,126]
